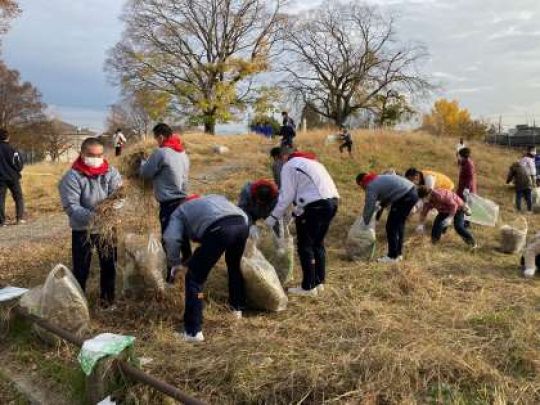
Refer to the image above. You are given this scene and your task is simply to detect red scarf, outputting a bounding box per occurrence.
[72,156,109,178]
[186,194,201,202]
[161,135,185,152]
[250,179,278,200]
[289,151,317,160]
[360,172,378,187]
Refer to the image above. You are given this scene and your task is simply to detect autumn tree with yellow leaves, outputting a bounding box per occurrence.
[422,98,488,139]
[107,0,286,134]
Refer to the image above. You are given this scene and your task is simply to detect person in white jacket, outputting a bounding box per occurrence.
[519,146,537,185]
[265,150,339,296]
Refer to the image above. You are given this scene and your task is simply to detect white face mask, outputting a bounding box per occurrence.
[84,157,104,168]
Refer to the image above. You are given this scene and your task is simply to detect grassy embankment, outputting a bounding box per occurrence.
[1,130,539,403]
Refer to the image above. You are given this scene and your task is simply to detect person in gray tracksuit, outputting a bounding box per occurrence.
[163,194,249,342]
[140,123,191,281]
[59,137,122,306]
[356,173,418,263]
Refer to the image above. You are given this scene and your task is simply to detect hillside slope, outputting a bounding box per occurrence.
[1,130,538,404]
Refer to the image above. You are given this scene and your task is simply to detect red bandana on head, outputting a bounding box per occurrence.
[250,179,278,200]
[360,172,378,187]
[288,151,317,160]
[72,156,109,178]
[160,134,185,152]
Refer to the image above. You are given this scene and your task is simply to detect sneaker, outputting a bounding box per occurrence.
[316,284,325,293]
[523,268,536,278]
[101,304,117,312]
[180,331,205,343]
[377,256,401,264]
[232,310,242,319]
[16,219,27,225]
[288,286,318,297]
[470,242,478,250]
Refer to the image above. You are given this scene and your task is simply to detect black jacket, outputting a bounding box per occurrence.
[0,141,24,182]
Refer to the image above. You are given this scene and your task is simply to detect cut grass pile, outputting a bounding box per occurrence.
[0,130,539,403]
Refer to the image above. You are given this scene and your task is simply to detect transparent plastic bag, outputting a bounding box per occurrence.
[500,216,528,254]
[346,214,376,261]
[241,238,288,312]
[464,193,499,227]
[20,264,90,344]
[523,234,540,273]
[121,234,166,296]
[258,221,294,285]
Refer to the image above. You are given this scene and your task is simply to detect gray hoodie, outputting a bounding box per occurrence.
[59,167,123,231]
[140,148,189,203]
[163,194,248,267]
[362,175,415,224]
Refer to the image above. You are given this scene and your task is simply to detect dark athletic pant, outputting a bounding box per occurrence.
[183,216,248,335]
[72,231,116,304]
[431,210,475,246]
[115,146,123,156]
[295,198,338,290]
[0,180,24,224]
[386,188,419,259]
[159,198,192,282]
[339,141,352,154]
[516,189,533,212]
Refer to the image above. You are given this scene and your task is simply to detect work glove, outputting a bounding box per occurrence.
[463,188,470,201]
[265,215,277,229]
[249,225,260,240]
[463,205,472,216]
[112,198,126,210]
[415,224,425,234]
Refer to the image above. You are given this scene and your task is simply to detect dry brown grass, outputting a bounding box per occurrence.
[1,130,539,403]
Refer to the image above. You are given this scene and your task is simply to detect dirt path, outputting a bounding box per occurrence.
[0,213,68,248]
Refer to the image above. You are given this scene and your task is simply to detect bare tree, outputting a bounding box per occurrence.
[284,1,430,126]
[0,0,19,40]
[106,0,286,134]
[40,120,71,162]
[0,61,46,129]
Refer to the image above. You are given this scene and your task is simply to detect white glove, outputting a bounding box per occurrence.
[170,265,187,281]
[442,216,453,228]
[249,225,260,240]
[463,205,472,216]
[415,224,425,234]
[265,216,277,229]
[463,188,470,200]
[112,198,126,210]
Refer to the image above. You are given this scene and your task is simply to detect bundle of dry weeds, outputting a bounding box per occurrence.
[88,188,127,249]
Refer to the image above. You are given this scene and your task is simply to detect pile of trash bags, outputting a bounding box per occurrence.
[500,216,528,254]
[118,233,166,296]
[20,264,90,344]
[241,237,288,312]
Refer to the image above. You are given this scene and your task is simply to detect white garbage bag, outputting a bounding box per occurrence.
[258,221,295,285]
[241,238,288,312]
[500,216,527,254]
[532,188,540,213]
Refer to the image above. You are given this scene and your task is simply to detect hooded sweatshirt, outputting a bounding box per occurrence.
[140,137,190,203]
[0,140,24,182]
[59,161,122,231]
[163,194,248,267]
[362,175,415,224]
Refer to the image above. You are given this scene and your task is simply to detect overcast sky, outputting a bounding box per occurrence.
[3,0,540,131]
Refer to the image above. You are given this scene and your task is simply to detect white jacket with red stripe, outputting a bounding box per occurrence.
[271,157,339,219]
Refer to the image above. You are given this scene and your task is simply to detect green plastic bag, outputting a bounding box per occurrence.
[78,333,135,376]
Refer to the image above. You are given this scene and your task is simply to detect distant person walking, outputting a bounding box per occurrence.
[507,160,533,212]
[338,126,353,156]
[0,128,25,226]
[113,128,127,157]
[280,111,296,148]
[457,147,477,199]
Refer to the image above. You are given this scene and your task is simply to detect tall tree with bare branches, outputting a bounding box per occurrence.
[0,61,45,129]
[0,0,19,41]
[284,1,430,126]
[106,0,286,134]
